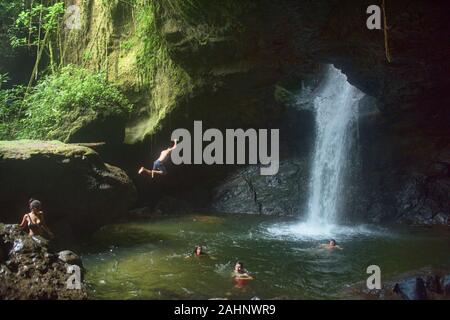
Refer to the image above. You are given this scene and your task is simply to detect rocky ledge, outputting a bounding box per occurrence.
[344,267,450,300]
[0,140,137,242]
[0,224,87,300]
[211,159,309,216]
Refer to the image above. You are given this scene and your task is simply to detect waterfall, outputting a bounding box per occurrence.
[267,65,366,239]
[305,65,363,228]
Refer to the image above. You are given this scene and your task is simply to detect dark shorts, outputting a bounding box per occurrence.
[153,160,167,174]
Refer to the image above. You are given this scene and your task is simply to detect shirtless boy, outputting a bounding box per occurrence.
[138,139,178,178]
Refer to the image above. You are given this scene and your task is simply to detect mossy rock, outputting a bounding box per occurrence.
[0,140,137,242]
[0,140,97,160]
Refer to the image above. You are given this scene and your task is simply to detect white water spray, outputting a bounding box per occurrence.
[306,65,363,227]
[268,65,364,239]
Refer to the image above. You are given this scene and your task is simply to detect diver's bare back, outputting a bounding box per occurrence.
[158,149,171,162]
[138,139,177,178]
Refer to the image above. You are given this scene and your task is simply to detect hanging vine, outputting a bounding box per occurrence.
[9,0,66,94]
[382,0,391,63]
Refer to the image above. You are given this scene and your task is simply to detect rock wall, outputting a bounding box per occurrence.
[346,110,450,224]
[0,224,87,300]
[62,0,449,224]
[0,140,137,242]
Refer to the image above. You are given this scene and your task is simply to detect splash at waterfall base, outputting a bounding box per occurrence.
[81,214,450,300]
[269,65,364,238]
[77,64,450,299]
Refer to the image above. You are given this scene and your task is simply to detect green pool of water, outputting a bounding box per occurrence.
[80,214,450,300]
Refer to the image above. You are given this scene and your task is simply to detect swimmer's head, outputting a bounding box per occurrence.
[329,239,337,246]
[29,199,42,212]
[234,261,243,273]
[194,245,203,256]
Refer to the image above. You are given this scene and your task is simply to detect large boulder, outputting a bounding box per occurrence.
[0,224,87,300]
[211,159,310,216]
[344,110,450,225]
[344,268,450,300]
[0,140,137,241]
[58,250,83,268]
[393,277,428,300]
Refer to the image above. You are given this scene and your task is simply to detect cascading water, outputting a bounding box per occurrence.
[305,65,363,228]
[268,65,365,239]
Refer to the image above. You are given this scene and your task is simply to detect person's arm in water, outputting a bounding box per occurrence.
[234,269,254,280]
[236,272,254,280]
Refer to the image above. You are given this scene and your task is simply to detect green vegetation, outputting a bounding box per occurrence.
[0,139,97,159]
[0,85,27,139]
[0,73,10,90]
[134,0,167,85]
[163,0,253,42]
[1,0,255,144]
[0,65,131,141]
[0,0,23,63]
[105,0,194,143]
[7,0,66,91]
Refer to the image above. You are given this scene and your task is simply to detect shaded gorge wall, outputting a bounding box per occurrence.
[61,0,449,225]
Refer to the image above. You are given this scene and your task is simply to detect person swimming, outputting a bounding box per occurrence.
[18,199,54,239]
[193,245,206,257]
[185,245,218,260]
[233,261,254,280]
[138,139,178,178]
[319,239,343,250]
[232,261,254,288]
[186,245,218,260]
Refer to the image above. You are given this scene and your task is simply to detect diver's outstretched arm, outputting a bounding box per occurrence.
[168,139,178,151]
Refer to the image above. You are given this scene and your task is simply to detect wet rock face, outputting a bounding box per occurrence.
[0,140,137,242]
[154,0,449,224]
[157,0,449,117]
[344,111,450,225]
[210,107,314,217]
[62,1,448,224]
[442,276,450,295]
[0,224,87,300]
[345,268,450,300]
[211,159,309,216]
[390,273,450,300]
[393,278,428,300]
[58,251,83,268]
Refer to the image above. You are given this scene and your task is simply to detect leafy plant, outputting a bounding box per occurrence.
[0,85,27,139]
[133,0,166,85]
[0,73,10,90]
[11,65,132,141]
[9,1,66,91]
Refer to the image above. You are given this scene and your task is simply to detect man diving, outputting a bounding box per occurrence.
[138,139,178,178]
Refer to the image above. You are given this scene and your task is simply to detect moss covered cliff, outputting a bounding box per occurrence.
[60,0,449,225]
[63,0,289,144]
[64,0,190,143]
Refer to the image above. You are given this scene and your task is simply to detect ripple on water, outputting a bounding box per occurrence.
[265,221,391,241]
[81,215,450,300]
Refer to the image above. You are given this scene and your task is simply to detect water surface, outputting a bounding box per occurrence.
[81,214,450,300]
